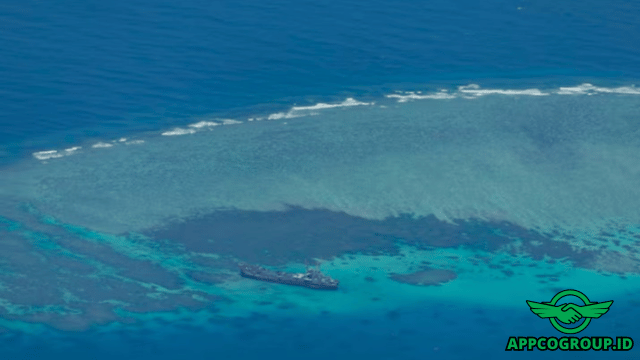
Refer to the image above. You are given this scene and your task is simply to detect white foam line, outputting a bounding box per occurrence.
[386,83,640,103]
[556,83,640,95]
[458,84,548,97]
[33,150,64,160]
[32,147,81,160]
[386,91,456,103]
[188,121,220,129]
[64,146,81,153]
[30,83,640,163]
[290,98,372,111]
[185,119,241,130]
[267,112,306,120]
[161,128,197,136]
[267,98,373,121]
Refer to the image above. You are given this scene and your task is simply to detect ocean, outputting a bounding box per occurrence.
[1,0,640,359]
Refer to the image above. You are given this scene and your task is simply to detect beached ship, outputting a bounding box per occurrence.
[239,263,339,290]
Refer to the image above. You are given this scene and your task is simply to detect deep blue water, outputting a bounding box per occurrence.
[2,0,640,359]
[2,0,639,161]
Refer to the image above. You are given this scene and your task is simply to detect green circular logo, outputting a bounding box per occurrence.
[527,290,613,335]
[548,290,592,334]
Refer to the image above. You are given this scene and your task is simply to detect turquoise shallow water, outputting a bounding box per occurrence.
[2,0,640,358]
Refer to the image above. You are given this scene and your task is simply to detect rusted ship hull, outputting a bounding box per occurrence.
[239,263,339,290]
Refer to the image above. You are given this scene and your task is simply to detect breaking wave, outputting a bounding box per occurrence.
[30,83,639,162]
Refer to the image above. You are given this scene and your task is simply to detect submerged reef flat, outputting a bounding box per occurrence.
[3,91,640,236]
[1,88,640,332]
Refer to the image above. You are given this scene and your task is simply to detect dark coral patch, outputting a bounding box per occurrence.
[389,268,457,286]
[186,271,231,284]
[54,235,185,290]
[143,207,603,272]
[0,219,223,331]
[143,207,400,266]
[501,269,514,277]
[276,302,297,310]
